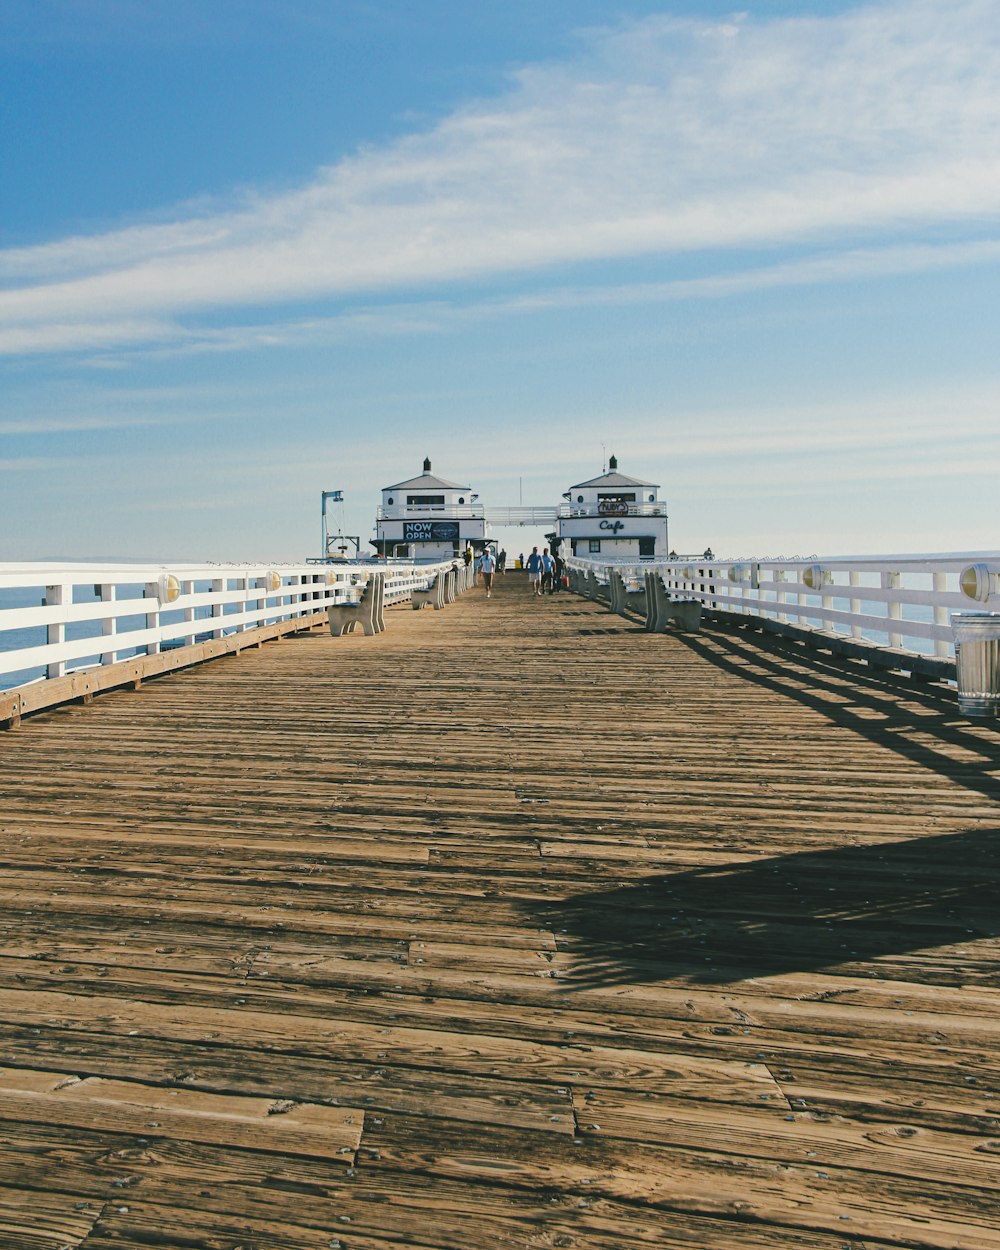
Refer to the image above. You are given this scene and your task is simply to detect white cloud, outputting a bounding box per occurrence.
[0,457,69,471]
[1,0,998,354]
[12,233,998,363]
[0,318,180,355]
[0,414,160,434]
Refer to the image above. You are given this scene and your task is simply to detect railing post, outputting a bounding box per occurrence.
[210,578,225,639]
[144,581,161,656]
[235,577,248,633]
[933,572,949,657]
[821,577,834,634]
[849,571,862,639]
[883,571,902,650]
[775,569,788,624]
[45,584,67,678]
[99,583,118,666]
[182,580,196,646]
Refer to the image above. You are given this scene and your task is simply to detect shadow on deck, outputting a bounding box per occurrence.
[537,825,1000,989]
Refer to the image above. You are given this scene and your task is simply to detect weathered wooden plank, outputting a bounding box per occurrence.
[0,1027,577,1134]
[0,1183,100,1249]
[0,1067,364,1161]
[358,1111,1000,1249]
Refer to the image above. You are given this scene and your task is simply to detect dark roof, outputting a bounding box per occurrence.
[570,470,659,490]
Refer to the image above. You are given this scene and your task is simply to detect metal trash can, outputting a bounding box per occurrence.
[951,612,1000,718]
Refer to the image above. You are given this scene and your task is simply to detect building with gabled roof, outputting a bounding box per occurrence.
[374,457,488,560]
[556,454,668,560]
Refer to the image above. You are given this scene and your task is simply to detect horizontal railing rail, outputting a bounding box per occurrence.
[558,503,667,518]
[376,505,486,520]
[483,506,559,525]
[566,553,1000,662]
[0,559,453,692]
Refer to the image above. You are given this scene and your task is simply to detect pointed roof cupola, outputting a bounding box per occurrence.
[423,456,432,473]
[570,453,658,490]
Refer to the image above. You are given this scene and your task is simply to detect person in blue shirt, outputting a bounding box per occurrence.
[540,548,555,594]
[526,547,543,596]
[480,546,497,598]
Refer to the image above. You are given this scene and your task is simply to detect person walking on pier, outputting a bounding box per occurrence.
[540,547,555,594]
[498,549,507,573]
[480,546,497,598]
[526,546,543,595]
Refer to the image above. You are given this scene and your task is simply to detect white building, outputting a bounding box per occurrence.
[374,458,488,560]
[556,455,669,560]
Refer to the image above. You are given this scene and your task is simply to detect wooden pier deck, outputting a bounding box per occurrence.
[1,575,999,1250]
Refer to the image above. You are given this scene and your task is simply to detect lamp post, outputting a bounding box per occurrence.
[321,490,344,558]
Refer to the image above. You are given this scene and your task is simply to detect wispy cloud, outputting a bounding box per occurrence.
[0,457,70,471]
[0,318,180,356]
[1,0,998,354]
[17,233,1000,363]
[0,414,160,435]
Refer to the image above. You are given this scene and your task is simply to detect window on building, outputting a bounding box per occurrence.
[407,494,445,505]
[589,539,601,554]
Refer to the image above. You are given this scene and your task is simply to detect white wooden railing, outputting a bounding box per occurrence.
[566,553,1000,661]
[0,559,451,692]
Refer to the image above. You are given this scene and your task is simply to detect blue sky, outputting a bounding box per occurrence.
[2,0,998,560]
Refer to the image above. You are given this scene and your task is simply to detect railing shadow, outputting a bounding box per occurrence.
[680,628,1000,805]
[532,626,999,989]
[535,827,1000,988]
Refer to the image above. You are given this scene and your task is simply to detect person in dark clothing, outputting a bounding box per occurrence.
[552,551,564,592]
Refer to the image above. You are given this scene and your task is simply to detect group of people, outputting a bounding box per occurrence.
[468,543,569,599]
[524,546,565,596]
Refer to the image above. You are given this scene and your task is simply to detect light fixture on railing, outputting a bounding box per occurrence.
[802,564,829,591]
[960,563,995,603]
[727,563,750,583]
[266,570,282,592]
[157,573,181,604]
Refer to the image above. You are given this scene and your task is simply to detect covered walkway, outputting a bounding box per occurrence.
[1,573,999,1249]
